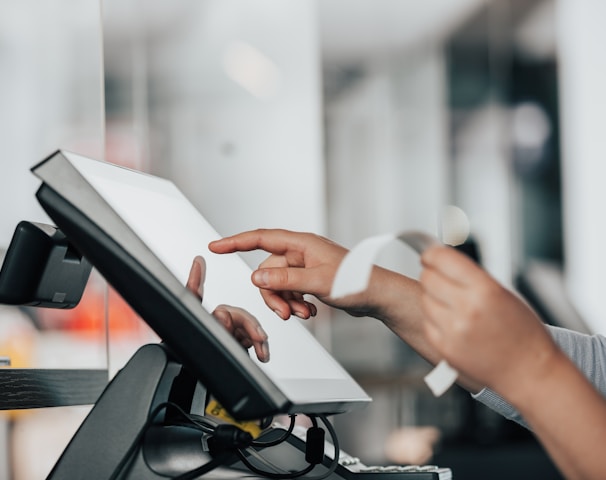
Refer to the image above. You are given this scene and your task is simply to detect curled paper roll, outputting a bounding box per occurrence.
[330,231,459,397]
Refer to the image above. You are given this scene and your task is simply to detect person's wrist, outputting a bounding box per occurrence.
[493,340,566,410]
[363,266,398,321]
[366,267,422,322]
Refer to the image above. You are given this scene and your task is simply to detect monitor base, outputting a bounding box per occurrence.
[46,343,453,479]
[47,343,215,479]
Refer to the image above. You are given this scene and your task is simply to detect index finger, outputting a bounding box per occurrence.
[209,228,305,256]
[186,256,206,300]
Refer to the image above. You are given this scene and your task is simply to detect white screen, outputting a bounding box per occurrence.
[62,152,366,401]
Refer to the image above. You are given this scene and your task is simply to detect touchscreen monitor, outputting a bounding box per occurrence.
[31,150,371,420]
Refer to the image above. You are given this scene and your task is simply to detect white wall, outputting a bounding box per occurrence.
[324,48,448,368]
[326,50,447,257]
[0,1,104,246]
[452,104,515,286]
[120,0,326,269]
[557,0,606,334]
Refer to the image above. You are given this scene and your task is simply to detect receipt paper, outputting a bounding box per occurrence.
[330,231,459,397]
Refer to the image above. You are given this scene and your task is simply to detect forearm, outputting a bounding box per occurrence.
[472,326,606,479]
[505,351,606,480]
[366,267,430,355]
[475,325,606,427]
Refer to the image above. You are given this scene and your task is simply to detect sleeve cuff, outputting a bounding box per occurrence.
[472,387,530,429]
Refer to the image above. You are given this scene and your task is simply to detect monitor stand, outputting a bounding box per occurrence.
[47,343,452,479]
[46,343,218,479]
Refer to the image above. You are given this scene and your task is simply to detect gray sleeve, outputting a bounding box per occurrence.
[472,325,606,430]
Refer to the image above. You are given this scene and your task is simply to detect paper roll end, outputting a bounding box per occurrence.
[424,360,459,397]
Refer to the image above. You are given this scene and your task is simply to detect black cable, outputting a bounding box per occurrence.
[235,414,341,480]
[252,414,297,448]
[108,400,218,480]
[110,403,341,480]
[167,406,216,435]
[304,415,340,480]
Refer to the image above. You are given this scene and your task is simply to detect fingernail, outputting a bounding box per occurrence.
[214,310,229,327]
[256,325,268,340]
[261,342,270,362]
[253,270,269,287]
[273,309,284,319]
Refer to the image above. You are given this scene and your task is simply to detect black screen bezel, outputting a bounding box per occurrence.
[35,183,290,420]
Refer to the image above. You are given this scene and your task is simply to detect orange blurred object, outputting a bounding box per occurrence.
[35,272,152,340]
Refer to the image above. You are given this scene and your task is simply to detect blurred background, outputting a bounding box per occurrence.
[1,0,605,478]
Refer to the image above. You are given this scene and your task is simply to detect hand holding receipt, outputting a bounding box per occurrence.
[329,231,458,396]
[210,223,606,480]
